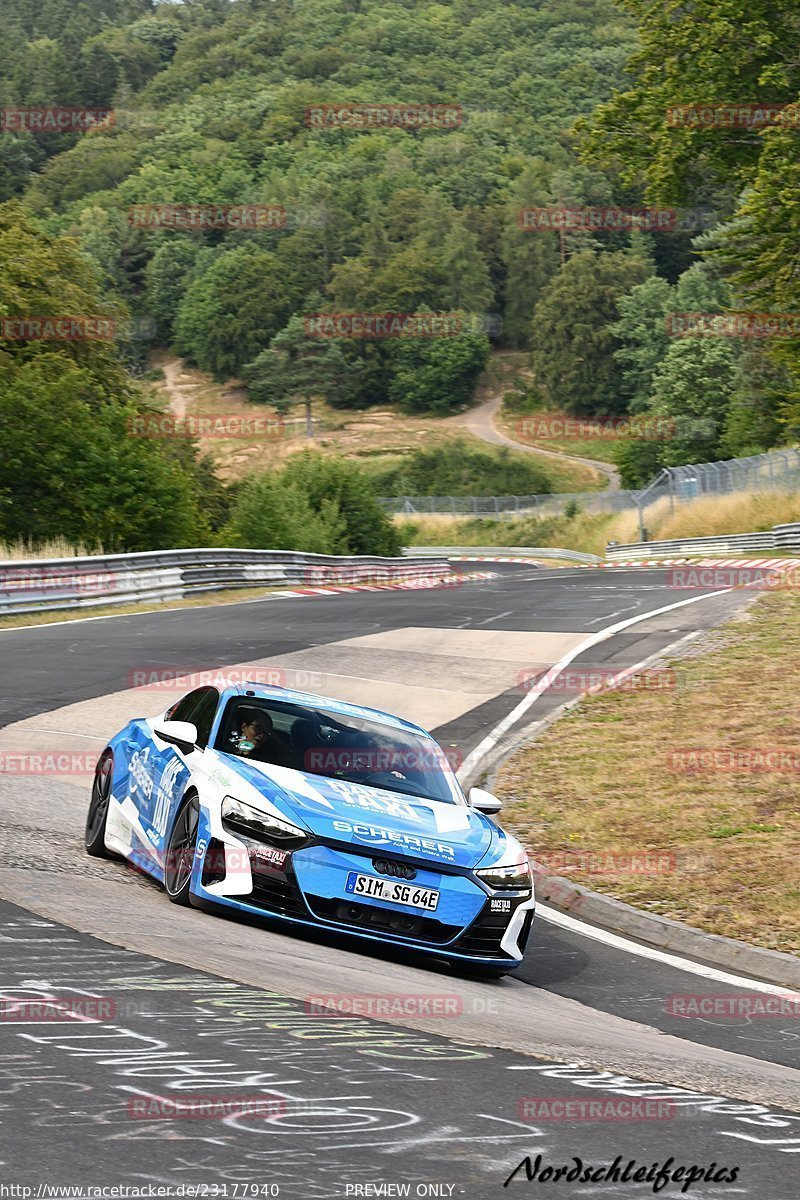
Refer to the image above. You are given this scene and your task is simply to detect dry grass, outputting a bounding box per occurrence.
[145,351,599,492]
[400,507,651,557]
[495,590,800,954]
[654,492,800,540]
[399,491,800,557]
[0,538,104,562]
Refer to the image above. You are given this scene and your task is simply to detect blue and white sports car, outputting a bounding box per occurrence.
[85,683,535,975]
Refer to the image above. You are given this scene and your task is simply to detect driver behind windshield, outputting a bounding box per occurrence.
[229,709,296,769]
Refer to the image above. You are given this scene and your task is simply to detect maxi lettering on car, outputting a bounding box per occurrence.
[324,779,417,821]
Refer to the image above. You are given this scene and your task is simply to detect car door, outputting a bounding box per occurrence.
[146,687,219,857]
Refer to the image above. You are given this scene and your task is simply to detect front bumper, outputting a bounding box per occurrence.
[191,821,535,966]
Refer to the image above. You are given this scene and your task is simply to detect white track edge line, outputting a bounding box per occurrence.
[537,903,798,997]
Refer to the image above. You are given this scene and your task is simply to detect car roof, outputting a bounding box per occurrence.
[224,682,432,737]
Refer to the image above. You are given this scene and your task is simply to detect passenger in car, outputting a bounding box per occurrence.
[230,710,297,769]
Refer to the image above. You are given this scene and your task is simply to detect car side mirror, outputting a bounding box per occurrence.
[154,720,198,755]
[468,787,502,815]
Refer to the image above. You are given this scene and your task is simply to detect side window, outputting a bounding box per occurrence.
[191,688,220,749]
[166,688,208,724]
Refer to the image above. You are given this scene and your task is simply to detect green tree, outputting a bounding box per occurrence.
[530,249,649,415]
[649,337,739,464]
[387,323,490,415]
[0,201,129,396]
[0,357,204,550]
[225,453,401,556]
[611,275,672,412]
[144,238,202,342]
[583,1,800,203]
[224,473,347,555]
[242,314,360,431]
[281,453,402,556]
[174,245,293,378]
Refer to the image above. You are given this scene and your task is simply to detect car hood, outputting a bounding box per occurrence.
[224,756,513,870]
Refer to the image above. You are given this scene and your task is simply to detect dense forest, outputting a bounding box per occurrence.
[1,0,798,550]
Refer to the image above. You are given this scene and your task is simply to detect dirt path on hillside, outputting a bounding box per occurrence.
[453,390,621,491]
[156,352,620,491]
[161,357,200,419]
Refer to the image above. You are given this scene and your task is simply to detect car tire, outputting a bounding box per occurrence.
[164,793,200,906]
[85,750,114,857]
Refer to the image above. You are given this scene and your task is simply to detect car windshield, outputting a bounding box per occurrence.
[215,696,464,805]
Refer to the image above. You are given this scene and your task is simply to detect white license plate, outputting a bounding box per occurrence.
[345,871,439,911]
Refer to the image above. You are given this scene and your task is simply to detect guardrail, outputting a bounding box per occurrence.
[606,523,800,561]
[773,521,800,547]
[0,548,453,617]
[403,545,602,564]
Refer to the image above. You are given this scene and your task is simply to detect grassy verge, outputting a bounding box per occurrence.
[494,590,800,954]
[397,511,629,557]
[399,491,800,557]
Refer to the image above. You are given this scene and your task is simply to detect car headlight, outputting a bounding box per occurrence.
[221,796,307,846]
[475,857,532,891]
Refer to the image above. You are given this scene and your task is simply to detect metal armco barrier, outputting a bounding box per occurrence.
[773,521,800,547]
[606,523,800,561]
[403,545,601,564]
[0,548,453,617]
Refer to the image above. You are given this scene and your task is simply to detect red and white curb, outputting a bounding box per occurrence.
[604,556,800,570]
[444,555,593,567]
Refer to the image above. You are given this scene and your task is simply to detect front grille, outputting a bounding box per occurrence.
[304,894,460,944]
